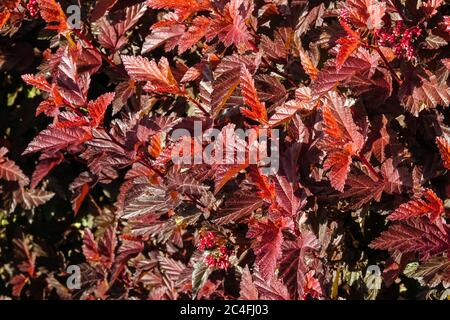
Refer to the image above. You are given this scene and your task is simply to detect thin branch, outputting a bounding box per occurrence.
[374,46,402,84]
[356,153,383,181]
[364,39,402,85]
[182,91,210,117]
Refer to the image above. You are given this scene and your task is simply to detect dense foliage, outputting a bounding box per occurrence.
[0,0,449,300]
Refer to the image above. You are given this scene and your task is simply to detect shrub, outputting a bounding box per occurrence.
[0,0,449,300]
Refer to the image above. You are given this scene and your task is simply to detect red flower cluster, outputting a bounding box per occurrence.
[375,18,422,60]
[197,232,233,270]
[27,0,39,17]
[204,251,231,270]
[196,231,216,251]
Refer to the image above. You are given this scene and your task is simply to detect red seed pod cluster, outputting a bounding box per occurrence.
[27,0,39,17]
[197,232,234,270]
[375,18,422,60]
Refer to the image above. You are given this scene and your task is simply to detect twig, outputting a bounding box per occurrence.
[374,46,402,84]
[365,40,402,85]
[356,153,383,181]
[182,91,210,117]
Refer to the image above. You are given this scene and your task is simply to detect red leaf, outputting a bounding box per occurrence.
[36,100,59,117]
[298,49,319,81]
[323,148,353,192]
[0,12,11,29]
[339,0,386,30]
[37,0,69,32]
[272,174,304,216]
[114,237,144,266]
[208,124,249,193]
[88,92,115,127]
[279,232,320,298]
[13,188,55,210]
[388,189,444,222]
[320,92,365,191]
[121,55,180,94]
[380,158,405,194]
[116,3,148,33]
[247,218,286,280]
[336,36,360,72]
[268,89,316,126]
[399,69,450,116]
[12,237,36,277]
[30,152,64,189]
[122,183,178,220]
[259,29,289,61]
[248,166,275,202]
[370,217,449,260]
[252,268,290,300]
[0,147,29,186]
[10,274,28,298]
[21,74,51,92]
[146,0,211,19]
[207,0,253,52]
[213,163,247,194]
[239,265,259,299]
[342,172,385,208]
[178,16,212,54]
[240,65,268,124]
[82,229,101,263]
[112,81,136,115]
[214,192,263,225]
[57,48,91,106]
[211,54,257,116]
[91,0,118,21]
[142,24,185,54]
[97,3,148,51]
[312,56,372,97]
[335,20,360,71]
[97,225,117,268]
[436,136,450,169]
[72,183,90,215]
[23,126,92,155]
[370,116,390,163]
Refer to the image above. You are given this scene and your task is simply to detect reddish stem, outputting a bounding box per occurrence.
[357,153,383,181]
[364,39,402,85]
[182,91,209,117]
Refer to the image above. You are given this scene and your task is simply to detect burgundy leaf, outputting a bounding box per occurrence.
[23,126,92,155]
